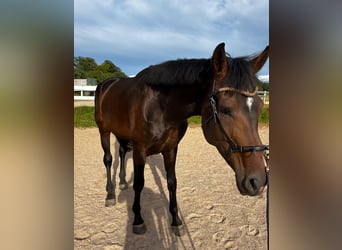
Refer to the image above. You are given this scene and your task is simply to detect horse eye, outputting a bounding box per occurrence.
[219,106,232,116]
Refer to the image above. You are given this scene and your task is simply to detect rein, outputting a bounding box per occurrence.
[208,81,270,249]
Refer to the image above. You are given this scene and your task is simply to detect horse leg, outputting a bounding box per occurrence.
[116,138,129,190]
[131,148,147,234]
[100,131,115,207]
[162,146,185,236]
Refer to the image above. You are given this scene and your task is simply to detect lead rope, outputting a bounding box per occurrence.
[265,151,270,250]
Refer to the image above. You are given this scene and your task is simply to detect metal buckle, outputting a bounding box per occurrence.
[209,95,218,123]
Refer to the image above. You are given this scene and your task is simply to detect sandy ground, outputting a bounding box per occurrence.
[74,100,95,107]
[74,125,269,249]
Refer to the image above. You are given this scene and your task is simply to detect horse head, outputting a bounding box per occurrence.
[201,43,269,196]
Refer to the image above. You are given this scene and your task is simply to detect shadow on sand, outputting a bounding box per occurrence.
[110,141,195,249]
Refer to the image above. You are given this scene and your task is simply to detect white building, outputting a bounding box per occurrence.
[74,79,87,86]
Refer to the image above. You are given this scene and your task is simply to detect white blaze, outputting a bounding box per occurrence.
[246,97,254,112]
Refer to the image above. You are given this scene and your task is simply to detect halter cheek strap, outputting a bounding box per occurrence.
[208,82,269,156]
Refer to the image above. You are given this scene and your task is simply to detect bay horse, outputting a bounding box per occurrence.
[95,43,269,235]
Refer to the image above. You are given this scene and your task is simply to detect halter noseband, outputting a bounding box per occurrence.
[208,81,270,157]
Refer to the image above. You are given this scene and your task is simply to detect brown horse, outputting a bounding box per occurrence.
[95,43,269,235]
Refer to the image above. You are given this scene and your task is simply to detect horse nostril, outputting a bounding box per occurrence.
[250,178,258,191]
[245,176,261,195]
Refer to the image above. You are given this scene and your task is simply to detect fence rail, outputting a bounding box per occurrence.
[74,85,269,104]
[259,90,270,104]
[74,85,96,100]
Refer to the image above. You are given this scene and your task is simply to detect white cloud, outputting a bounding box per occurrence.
[258,74,269,82]
[75,0,269,75]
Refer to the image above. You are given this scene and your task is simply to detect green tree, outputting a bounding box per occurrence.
[74,56,98,80]
[259,81,269,91]
[74,56,128,84]
[74,57,97,71]
[262,82,269,91]
[98,60,121,73]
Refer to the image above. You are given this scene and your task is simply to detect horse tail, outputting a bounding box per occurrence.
[94,82,104,125]
[95,78,121,125]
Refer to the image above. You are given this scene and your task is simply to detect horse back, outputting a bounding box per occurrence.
[95,77,146,136]
[95,76,189,155]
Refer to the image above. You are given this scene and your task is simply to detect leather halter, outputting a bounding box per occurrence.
[208,81,270,157]
[208,81,270,249]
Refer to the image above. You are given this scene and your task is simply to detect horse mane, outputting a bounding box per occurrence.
[136,55,260,91]
[226,55,261,92]
[136,59,212,86]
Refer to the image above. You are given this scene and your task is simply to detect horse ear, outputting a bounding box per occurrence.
[212,43,228,80]
[251,45,269,73]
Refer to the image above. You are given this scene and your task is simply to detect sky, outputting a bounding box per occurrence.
[74,0,269,78]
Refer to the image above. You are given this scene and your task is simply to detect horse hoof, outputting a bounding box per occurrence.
[105,198,116,207]
[132,223,147,234]
[172,224,185,237]
[119,183,128,190]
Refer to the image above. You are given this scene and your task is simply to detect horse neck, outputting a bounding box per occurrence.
[190,85,211,116]
[160,84,210,120]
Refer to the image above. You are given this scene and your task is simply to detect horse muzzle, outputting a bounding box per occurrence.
[236,172,267,196]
